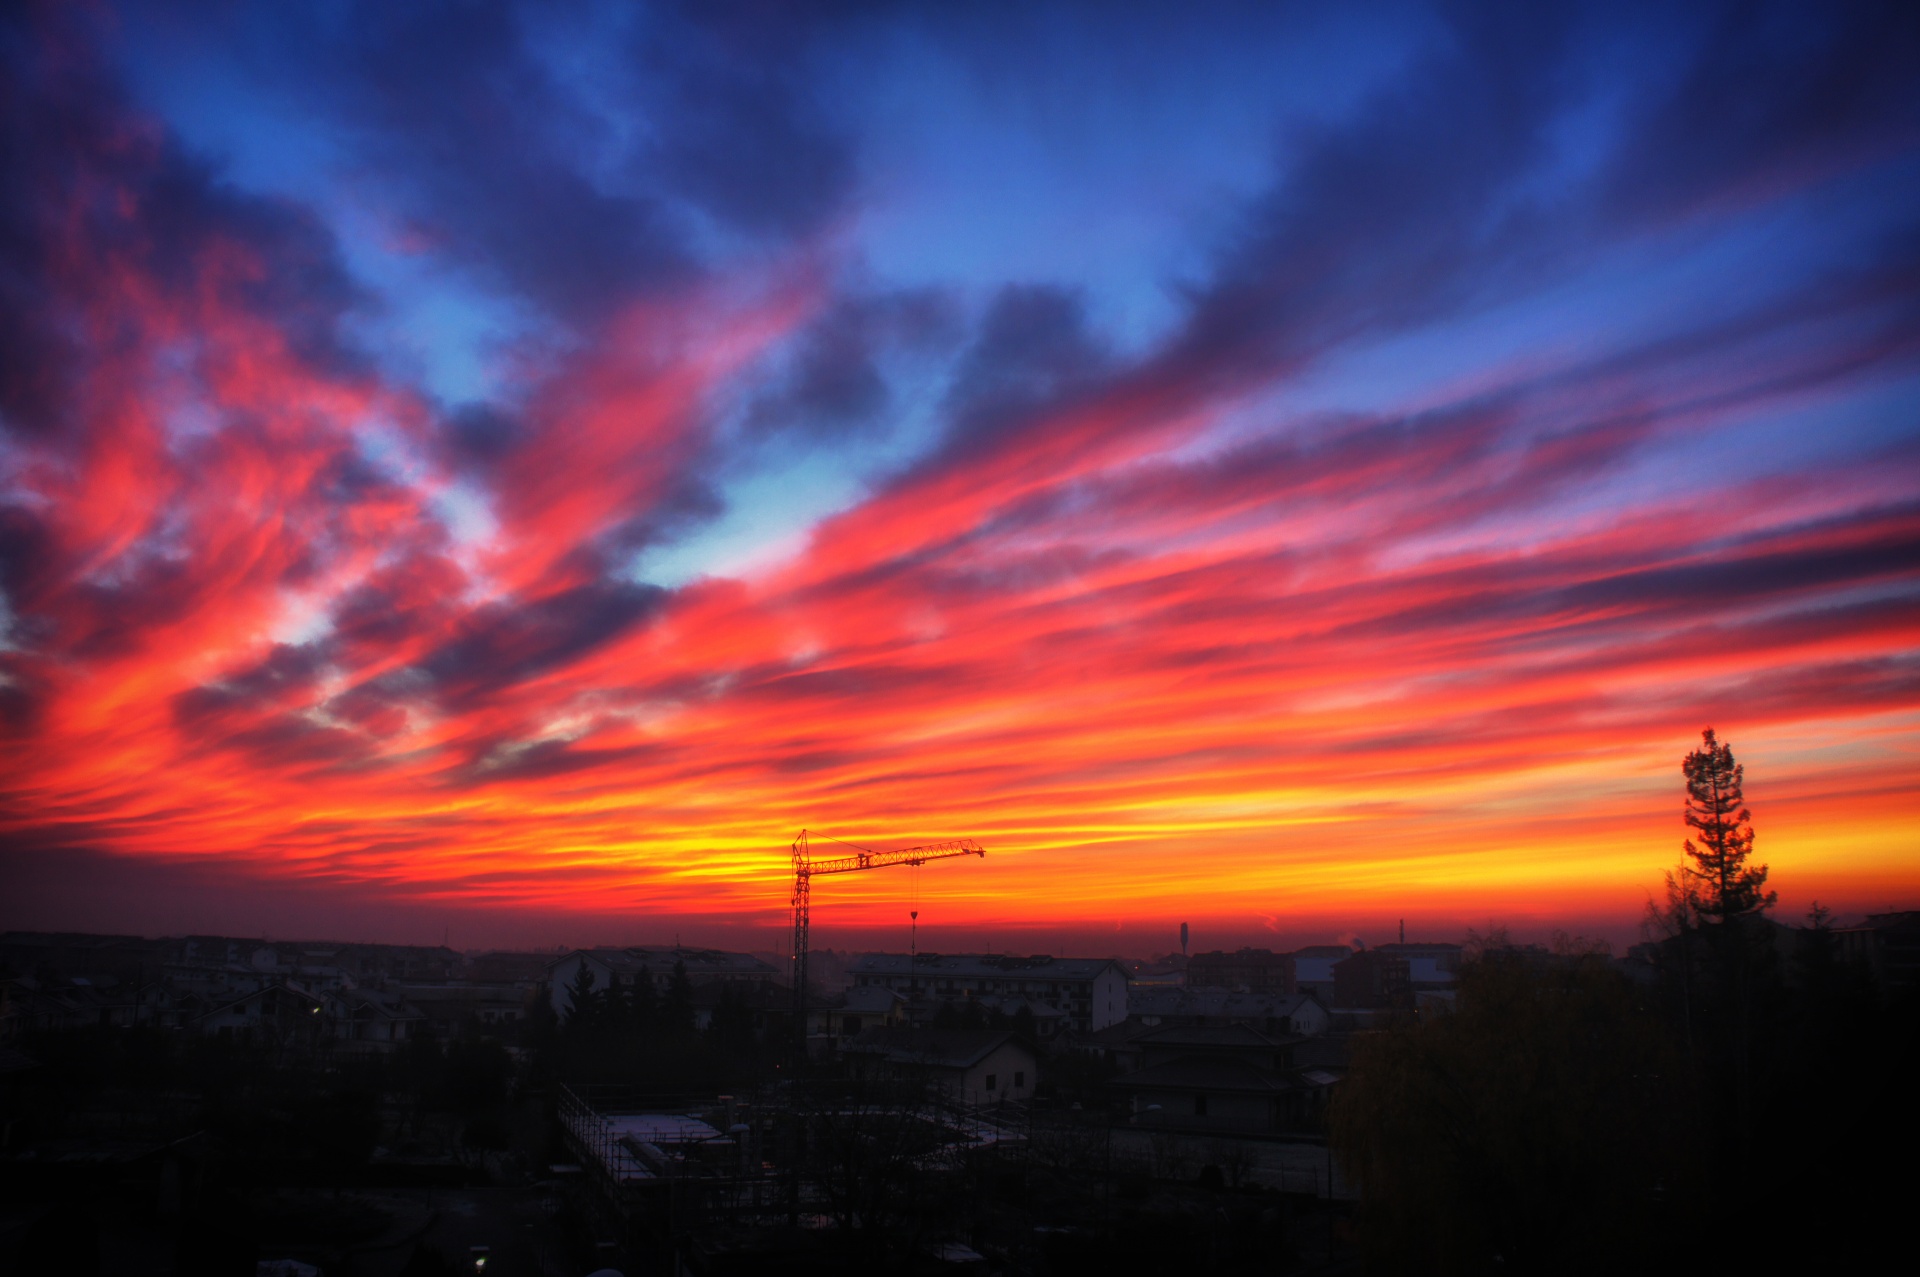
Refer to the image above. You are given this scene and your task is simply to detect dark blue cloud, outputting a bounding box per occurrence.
[743,287,959,441]
[419,579,668,709]
[1597,0,1920,226]
[0,3,368,440]
[121,0,869,329]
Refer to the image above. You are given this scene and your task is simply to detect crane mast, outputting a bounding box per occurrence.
[789,829,984,1046]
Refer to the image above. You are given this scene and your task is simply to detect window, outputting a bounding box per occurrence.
[1014,1071,1025,1088]
[986,1073,997,1091]
[1195,1094,1209,1116]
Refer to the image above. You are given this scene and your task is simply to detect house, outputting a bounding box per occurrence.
[808,984,909,1041]
[407,995,529,1037]
[848,954,1130,1034]
[845,1028,1038,1107]
[1114,1056,1297,1130]
[194,983,328,1046]
[1109,1024,1315,1132]
[326,989,425,1051]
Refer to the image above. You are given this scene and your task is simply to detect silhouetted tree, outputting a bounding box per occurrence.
[1677,728,1775,1157]
[563,960,601,1031]
[1332,943,1692,1274]
[663,959,696,1033]
[442,1037,513,1115]
[1681,728,1774,923]
[708,981,758,1057]
[626,962,656,1031]
[932,998,987,1029]
[1010,1002,1037,1043]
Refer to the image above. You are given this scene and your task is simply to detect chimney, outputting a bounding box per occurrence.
[1400,918,1405,944]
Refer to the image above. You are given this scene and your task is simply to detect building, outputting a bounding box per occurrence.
[194,983,328,1045]
[549,946,778,1019]
[808,984,909,1043]
[1109,1025,1308,1131]
[848,954,1129,1035]
[845,1028,1038,1106]
[1114,1057,1297,1130]
[1186,948,1295,993]
[1331,949,1410,1010]
[1289,945,1356,999]
[1835,911,1920,988]
[1372,941,1462,990]
[404,993,530,1037]
[325,989,424,1051]
[1124,987,1329,1037]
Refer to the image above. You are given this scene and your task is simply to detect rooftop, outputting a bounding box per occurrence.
[604,1114,728,1146]
[1130,989,1323,1018]
[550,946,776,975]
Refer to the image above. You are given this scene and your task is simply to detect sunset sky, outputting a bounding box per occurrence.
[3,1,1917,954]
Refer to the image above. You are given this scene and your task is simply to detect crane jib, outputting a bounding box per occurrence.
[787,829,984,1049]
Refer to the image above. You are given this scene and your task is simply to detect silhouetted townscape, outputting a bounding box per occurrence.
[5,845,1916,1271]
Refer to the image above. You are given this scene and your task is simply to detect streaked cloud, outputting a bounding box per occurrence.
[2,0,1916,944]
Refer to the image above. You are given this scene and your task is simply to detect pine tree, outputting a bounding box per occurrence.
[664,959,695,1034]
[564,960,600,1032]
[627,963,656,1031]
[1681,728,1775,924]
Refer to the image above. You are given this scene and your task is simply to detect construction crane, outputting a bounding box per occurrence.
[789,829,984,1044]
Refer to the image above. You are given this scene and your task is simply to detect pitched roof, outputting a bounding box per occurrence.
[840,984,907,1013]
[1080,1019,1161,1047]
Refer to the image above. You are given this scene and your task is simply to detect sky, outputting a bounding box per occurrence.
[2,0,1917,955]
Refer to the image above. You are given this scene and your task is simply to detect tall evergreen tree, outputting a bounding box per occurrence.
[564,960,600,1031]
[663,959,696,1034]
[627,963,656,1031]
[1681,728,1775,924]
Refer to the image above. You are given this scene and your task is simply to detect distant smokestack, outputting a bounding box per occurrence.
[1180,922,1189,957]
[1400,918,1405,943]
